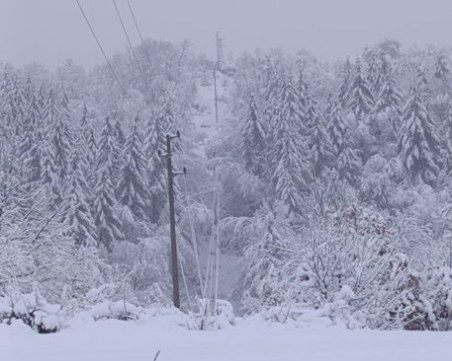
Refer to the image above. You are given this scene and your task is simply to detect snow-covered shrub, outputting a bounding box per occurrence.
[0,289,65,333]
[423,266,452,330]
[186,298,235,330]
[241,205,294,318]
[88,301,143,321]
[107,235,171,306]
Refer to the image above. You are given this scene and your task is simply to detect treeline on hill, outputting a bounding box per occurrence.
[2,39,452,331]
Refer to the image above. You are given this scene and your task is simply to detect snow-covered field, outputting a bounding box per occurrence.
[1,314,451,361]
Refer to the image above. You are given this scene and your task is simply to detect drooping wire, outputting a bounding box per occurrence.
[74,0,127,96]
[183,173,205,298]
[112,0,139,63]
[126,0,145,44]
[125,0,153,70]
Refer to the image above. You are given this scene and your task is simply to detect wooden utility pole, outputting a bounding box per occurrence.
[213,32,223,124]
[213,69,219,124]
[165,132,180,309]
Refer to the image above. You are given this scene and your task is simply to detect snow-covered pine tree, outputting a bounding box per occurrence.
[338,57,353,109]
[366,51,383,98]
[52,92,72,180]
[43,89,60,128]
[442,99,452,170]
[434,54,450,94]
[145,109,169,224]
[64,150,98,247]
[373,56,404,148]
[117,118,150,220]
[94,160,123,252]
[271,71,311,216]
[347,58,374,120]
[242,92,266,177]
[94,116,124,251]
[40,134,62,206]
[310,112,333,178]
[327,99,361,186]
[398,84,442,186]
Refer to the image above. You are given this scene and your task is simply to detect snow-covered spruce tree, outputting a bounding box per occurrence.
[94,165,123,252]
[18,91,43,184]
[270,71,311,217]
[365,50,383,98]
[241,204,292,318]
[327,99,361,187]
[113,116,126,164]
[309,109,333,178]
[117,118,150,220]
[373,56,404,143]
[241,92,266,177]
[261,55,284,128]
[63,150,98,247]
[145,110,169,224]
[434,54,450,95]
[347,58,374,121]
[338,57,353,109]
[398,84,442,186]
[77,105,97,189]
[94,117,124,251]
[40,133,63,207]
[43,88,59,128]
[97,116,117,179]
[442,99,452,170]
[51,92,72,180]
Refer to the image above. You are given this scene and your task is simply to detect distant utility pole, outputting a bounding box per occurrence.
[163,131,184,309]
[213,32,224,123]
[215,31,224,71]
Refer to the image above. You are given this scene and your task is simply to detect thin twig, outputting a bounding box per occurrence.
[153,350,161,361]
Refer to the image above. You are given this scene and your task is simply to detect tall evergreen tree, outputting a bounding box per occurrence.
[271,72,311,216]
[64,151,98,247]
[366,51,383,98]
[94,165,123,252]
[242,92,266,176]
[117,118,150,220]
[347,59,374,120]
[374,57,404,144]
[145,110,168,223]
[399,85,442,186]
[434,54,450,95]
[338,57,353,109]
[328,100,361,186]
[51,93,72,179]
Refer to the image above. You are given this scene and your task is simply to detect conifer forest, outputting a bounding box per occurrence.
[3,1,452,360]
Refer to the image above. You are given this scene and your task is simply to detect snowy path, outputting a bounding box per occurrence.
[1,318,450,361]
[190,74,245,305]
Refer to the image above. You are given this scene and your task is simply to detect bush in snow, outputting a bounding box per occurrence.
[422,266,452,331]
[88,301,143,321]
[0,288,65,333]
[186,298,235,330]
[241,204,294,318]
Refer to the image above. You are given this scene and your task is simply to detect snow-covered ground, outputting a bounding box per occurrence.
[1,313,451,361]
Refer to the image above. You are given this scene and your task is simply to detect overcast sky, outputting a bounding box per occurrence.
[1,0,452,69]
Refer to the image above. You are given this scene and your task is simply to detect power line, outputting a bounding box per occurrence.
[113,0,149,89]
[74,0,127,95]
[112,0,138,61]
[126,0,145,44]
[126,0,153,72]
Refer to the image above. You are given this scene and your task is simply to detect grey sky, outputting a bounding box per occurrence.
[1,0,451,69]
